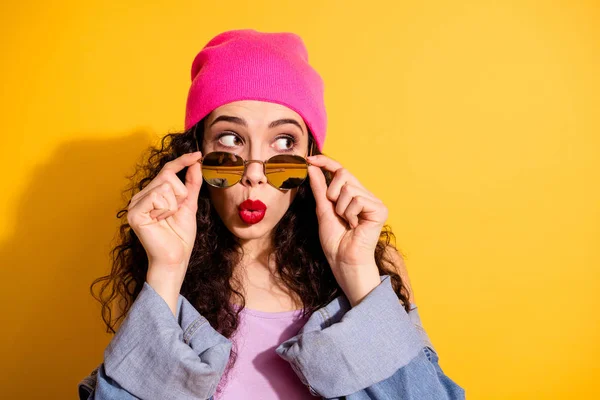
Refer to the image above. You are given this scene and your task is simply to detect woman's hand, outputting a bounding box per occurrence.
[307,154,387,306]
[127,151,203,314]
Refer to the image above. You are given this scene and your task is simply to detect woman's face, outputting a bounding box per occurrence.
[202,100,310,244]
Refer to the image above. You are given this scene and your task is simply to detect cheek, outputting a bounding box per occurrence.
[207,187,232,217]
[273,189,297,215]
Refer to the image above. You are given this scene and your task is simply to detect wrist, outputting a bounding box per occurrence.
[146,266,185,316]
[335,263,381,307]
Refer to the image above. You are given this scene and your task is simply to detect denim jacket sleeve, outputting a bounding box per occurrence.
[275,275,465,399]
[77,282,232,400]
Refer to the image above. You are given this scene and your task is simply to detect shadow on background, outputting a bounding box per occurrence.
[0,130,156,398]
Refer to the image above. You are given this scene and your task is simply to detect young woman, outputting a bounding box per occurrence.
[78,29,465,400]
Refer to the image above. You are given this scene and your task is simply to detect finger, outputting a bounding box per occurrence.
[163,151,204,173]
[326,168,380,204]
[128,190,168,227]
[130,172,189,210]
[344,195,386,229]
[326,168,350,203]
[309,155,377,199]
[180,159,203,213]
[152,183,179,220]
[307,154,343,173]
[146,184,176,220]
[334,183,355,223]
[307,164,335,219]
[130,151,202,207]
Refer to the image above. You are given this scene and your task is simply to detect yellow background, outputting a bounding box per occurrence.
[1,1,598,398]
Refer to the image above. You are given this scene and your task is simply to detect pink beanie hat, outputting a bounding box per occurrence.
[184,29,327,151]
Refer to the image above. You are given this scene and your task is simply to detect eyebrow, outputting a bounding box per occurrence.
[209,115,305,135]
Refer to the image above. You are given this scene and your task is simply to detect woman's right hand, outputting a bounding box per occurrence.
[127,151,204,311]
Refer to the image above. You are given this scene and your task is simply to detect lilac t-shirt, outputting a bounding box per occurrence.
[214,304,315,399]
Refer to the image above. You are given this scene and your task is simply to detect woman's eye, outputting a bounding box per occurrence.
[274,136,296,151]
[217,133,241,147]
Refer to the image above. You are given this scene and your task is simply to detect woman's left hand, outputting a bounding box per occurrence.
[307,154,387,306]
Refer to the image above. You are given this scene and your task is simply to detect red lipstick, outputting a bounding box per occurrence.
[238,199,267,224]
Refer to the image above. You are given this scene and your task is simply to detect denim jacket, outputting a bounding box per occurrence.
[78,275,465,399]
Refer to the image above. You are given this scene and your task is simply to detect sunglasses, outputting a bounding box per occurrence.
[194,127,315,190]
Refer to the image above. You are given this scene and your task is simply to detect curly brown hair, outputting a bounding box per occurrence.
[90,119,412,386]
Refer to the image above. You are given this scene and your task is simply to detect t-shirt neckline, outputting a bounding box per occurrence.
[229,302,307,319]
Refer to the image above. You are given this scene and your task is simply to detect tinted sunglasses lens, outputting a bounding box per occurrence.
[201,152,244,188]
[266,155,308,189]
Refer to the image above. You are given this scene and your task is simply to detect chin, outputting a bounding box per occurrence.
[225,217,278,240]
[231,226,271,239]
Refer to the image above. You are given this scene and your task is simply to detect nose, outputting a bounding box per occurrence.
[242,158,267,187]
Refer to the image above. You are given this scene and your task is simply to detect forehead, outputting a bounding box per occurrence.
[205,100,306,129]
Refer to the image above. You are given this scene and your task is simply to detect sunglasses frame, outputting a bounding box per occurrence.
[193,123,316,190]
